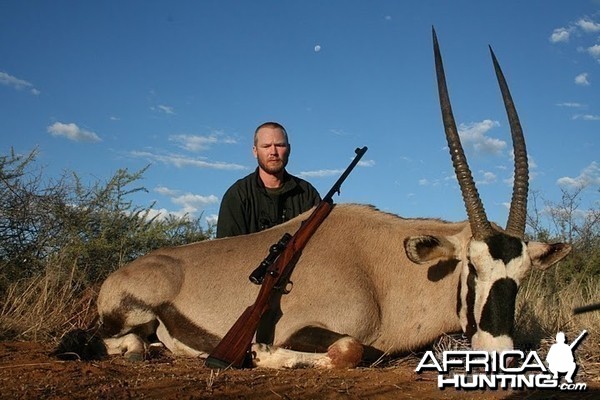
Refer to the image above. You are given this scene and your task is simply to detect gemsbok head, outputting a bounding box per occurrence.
[428,27,571,352]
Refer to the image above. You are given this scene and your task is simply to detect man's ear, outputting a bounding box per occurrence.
[252,146,258,158]
[527,241,572,270]
[404,235,457,264]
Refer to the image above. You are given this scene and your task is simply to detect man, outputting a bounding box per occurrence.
[216,122,321,344]
[546,331,579,383]
[216,122,321,238]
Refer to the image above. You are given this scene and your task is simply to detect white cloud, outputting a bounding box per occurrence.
[149,187,220,222]
[154,186,180,196]
[131,150,247,170]
[297,169,344,178]
[587,44,600,59]
[170,132,237,152]
[158,105,175,114]
[358,159,375,167]
[549,27,571,43]
[297,160,373,179]
[151,104,175,115]
[458,120,506,155]
[576,18,600,33]
[528,156,538,170]
[574,73,590,86]
[557,162,600,188]
[330,129,350,136]
[477,171,497,185]
[556,102,585,108]
[47,122,101,143]
[314,44,321,52]
[171,193,219,216]
[550,17,600,44]
[444,173,458,183]
[206,214,218,226]
[0,71,40,95]
[550,17,600,64]
[572,114,600,121]
[171,134,218,151]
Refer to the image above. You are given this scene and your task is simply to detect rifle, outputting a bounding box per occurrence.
[569,330,587,350]
[205,146,368,369]
[573,302,600,315]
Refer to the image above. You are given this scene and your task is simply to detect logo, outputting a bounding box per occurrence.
[415,330,588,391]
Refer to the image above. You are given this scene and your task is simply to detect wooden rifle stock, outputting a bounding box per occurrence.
[205,146,367,369]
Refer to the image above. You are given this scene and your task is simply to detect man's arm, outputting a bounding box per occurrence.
[216,187,248,238]
[300,180,321,213]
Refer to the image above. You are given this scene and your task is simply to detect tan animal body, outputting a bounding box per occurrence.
[90,30,572,368]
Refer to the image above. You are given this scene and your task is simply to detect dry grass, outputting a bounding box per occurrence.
[515,268,600,380]
[0,263,97,341]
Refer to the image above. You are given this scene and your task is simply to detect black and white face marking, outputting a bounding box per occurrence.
[458,233,531,352]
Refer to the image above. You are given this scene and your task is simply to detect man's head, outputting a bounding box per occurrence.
[253,122,290,176]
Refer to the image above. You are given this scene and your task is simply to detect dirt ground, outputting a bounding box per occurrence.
[0,341,598,400]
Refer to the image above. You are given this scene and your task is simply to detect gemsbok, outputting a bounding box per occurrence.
[57,29,572,369]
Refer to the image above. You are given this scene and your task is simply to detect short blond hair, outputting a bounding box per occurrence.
[253,122,289,145]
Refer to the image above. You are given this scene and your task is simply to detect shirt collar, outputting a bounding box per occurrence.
[254,167,297,193]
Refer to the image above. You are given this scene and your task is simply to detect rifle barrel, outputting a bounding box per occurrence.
[323,146,367,201]
[569,329,588,350]
[573,302,600,315]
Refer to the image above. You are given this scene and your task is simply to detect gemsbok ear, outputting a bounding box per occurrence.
[527,241,572,270]
[404,235,457,264]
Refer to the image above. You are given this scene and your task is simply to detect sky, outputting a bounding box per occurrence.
[1,0,599,234]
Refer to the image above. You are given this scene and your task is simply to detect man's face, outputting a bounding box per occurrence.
[253,127,290,175]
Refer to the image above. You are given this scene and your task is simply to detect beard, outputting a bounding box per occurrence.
[257,155,288,175]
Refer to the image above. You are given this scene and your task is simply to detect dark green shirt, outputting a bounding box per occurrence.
[216,168,321,238]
